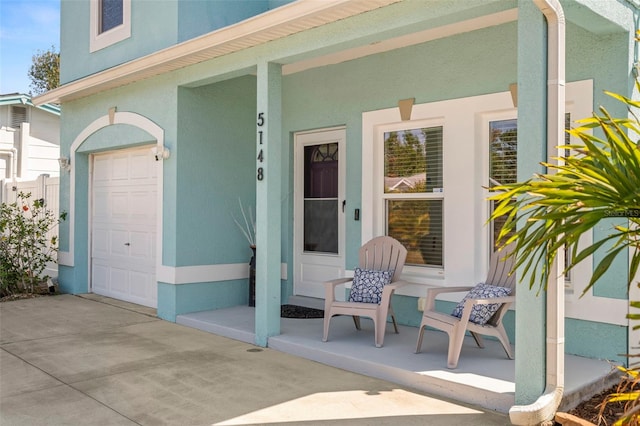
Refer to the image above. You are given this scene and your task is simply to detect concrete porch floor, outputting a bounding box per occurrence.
[177,301,619,415]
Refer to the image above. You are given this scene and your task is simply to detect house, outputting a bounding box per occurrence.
[34,0,639,422]
[0,93,61,277]
[385,172,428,192]
[0,93,60,189]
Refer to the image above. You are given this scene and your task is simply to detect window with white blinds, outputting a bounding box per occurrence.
[489,118,517,250]
[362,80,592,296]
[489,119,517,187]
[383,126,443,267]
[488,114,573,281]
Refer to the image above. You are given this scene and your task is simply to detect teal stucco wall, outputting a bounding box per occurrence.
[281,22,518,288]
[60,0,178,84]
[175,77,257,267]
[61,0,295,86]
[178,1,270,43]
[158,280,247,322]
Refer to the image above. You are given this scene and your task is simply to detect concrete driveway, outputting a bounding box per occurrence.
[0,295,509,425]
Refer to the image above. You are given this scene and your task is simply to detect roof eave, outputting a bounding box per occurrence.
[0,94,60,115]
[33,0,400,106]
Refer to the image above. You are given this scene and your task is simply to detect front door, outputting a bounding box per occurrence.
[294,128,345,299]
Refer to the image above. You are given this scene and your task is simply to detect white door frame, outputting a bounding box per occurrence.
[293,127,346,299]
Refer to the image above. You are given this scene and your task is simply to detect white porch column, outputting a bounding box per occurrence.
[514,0,547,405]
[255,61,282,347]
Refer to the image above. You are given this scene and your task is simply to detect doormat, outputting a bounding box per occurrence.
[281,304,324,319]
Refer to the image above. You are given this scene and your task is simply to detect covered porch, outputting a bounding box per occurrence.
[36,0,637,420]
[176,298,618,415]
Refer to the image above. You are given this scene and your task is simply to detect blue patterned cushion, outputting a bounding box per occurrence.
[451,284,511,325]
[348,268,394,304]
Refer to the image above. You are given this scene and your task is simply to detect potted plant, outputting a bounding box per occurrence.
[232,198,256,306]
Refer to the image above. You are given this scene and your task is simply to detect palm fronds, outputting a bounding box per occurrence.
[488,80,640,296]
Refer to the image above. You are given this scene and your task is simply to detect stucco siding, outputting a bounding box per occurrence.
[566,318,627,364]
[158,280,247,322]
[57,76,178,295]
[281,22,519,272]
[178,0,271,43]
[61,0,178,84]
[60,0,298,88]
[175,77,257,267]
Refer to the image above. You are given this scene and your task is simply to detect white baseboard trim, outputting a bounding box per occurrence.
[158,263,287,285]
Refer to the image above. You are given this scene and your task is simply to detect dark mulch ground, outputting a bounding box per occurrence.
[559,385,628,425]
[0,287,57,302]
[280,304,324,319]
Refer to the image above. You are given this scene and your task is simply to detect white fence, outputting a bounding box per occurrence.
[1,174,61,278]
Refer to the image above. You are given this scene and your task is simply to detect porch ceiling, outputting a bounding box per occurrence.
[281,8,517,75]
[33,0,401,106]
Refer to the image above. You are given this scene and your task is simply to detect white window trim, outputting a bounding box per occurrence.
[363,94,512,296]
[479,109,519,280]
[361,79,625,325]
[480,109,585,287]
[90,0,131,53]
[560,81,626,325]
[478,80,626,325]
[479,81,595,298]
[374,119,445,279]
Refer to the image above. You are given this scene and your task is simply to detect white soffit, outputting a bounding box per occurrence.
[34,0,401,105]
[282,8,518,75]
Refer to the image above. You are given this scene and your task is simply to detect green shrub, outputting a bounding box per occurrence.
[0,192,66,295]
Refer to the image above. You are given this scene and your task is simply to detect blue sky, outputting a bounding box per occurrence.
[0,0,60,95]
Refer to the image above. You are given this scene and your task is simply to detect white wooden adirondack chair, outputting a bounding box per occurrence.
[322,236,408,348]
[415,244,516,368]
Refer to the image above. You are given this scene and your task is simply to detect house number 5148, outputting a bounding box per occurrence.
[257,112,265,181]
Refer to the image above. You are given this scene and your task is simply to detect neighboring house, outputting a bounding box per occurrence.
[35,0,639,420]
[0,93,61,186]
[0,93,61,278]
[385,173,428,192]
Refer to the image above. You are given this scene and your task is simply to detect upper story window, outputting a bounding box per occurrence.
[101,0,124,32]
[90,0,131,52]
[382,124,444,268]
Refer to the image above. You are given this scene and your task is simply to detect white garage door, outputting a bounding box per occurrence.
[91,146,158,308]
